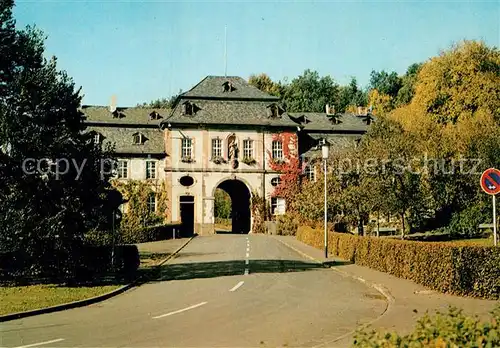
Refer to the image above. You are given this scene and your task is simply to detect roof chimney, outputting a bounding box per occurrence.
[109,95,117,113]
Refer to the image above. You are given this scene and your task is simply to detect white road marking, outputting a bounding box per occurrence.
[152,302,208,319]
[13,339,65,348]
[229,281,245,292]
[245,259,249,265]
[246,252,249,258]
[244,268,249,275]
[246,247,250,252]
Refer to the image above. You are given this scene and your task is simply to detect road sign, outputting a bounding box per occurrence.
[480,168,500,195]
[480,168,499,247]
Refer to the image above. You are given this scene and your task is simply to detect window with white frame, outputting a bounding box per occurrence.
[146,160,156,179]
[147,193,156,213]
[211,138,222,158]
[181,138,192,158]
[304,164,316,182]
[117,160,128,179]
[272,140,283,160]
[271,197,286,215]
[93,133,101,144]
[243,139,253,159]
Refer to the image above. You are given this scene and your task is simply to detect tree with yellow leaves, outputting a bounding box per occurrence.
[412,40,500,124]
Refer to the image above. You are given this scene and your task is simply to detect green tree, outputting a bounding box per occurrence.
[0,1,117,277]
[337,77,367,113]
[369,70,402,99]
[248,73,285,97]
[282,69,340,112]
[395,62,423,106]
[214,188,231,219]
[138,90,180,109]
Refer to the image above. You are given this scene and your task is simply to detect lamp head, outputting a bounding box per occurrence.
[321,140,330,160]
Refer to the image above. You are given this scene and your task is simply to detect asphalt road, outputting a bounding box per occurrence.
[1,234,386,348]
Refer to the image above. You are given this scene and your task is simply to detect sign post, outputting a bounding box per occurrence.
[480,168,500,246]
[494,195,497,247]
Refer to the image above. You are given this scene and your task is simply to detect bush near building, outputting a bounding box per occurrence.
[297,226,500,299]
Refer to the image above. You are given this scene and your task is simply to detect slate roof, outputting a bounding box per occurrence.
[289,112,373,133]
[180,76,279,101]
[86,125,165,155]
[81,105,170,126]
[163,99,299,128]
[302,133,361,158]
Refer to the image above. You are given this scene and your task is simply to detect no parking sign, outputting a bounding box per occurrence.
[480,168,500,195]
[480,168,500,246]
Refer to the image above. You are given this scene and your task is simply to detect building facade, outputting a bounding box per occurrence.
[83,75,372,235]
[82,105,169,214]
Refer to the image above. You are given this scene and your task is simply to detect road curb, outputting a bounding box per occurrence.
[0,236,196,323]
[274,236,395,303]
[273,236,395,347]
[272,236,323,265]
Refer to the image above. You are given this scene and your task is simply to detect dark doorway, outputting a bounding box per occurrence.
[180,195,194,236]
[215,180,251,234]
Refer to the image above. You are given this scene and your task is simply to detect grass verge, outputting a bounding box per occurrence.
[0,284,120,315]
[139,252,171,268]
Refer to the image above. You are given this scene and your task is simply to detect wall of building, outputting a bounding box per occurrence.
[165,127,292,234]
[117,157,166,181]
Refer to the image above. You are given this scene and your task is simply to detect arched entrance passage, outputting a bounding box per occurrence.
[214,179,251,234]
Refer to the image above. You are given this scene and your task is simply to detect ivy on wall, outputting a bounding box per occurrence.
[111,179,169,237]
[267,132,302,215]
[251,191,269,233]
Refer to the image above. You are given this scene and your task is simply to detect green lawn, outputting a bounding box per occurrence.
[0,284,120,315]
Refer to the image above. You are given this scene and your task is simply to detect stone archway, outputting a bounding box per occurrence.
[213,178,252,234]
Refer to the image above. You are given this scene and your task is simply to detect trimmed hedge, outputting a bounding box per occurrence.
[297,226,500,299]
[120,224,183,244]
[0,244,140,282]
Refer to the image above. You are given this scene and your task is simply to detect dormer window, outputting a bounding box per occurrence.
[94,132,101,144]
[267,103,284,118]
[133,132,145,145]
[149,111,162,120]
[297,115,310,125]
[222,81,236,92]
[267,104,283,118]
[181,101,193,115]
[328,115,340,125]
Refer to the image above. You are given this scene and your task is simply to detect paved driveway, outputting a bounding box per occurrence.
[1,234,386,348]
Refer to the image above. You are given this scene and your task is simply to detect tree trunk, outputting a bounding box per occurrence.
[401,211,405,240]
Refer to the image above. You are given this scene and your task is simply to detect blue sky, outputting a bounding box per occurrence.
[14,0,499,106]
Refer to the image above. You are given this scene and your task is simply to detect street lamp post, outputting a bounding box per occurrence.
[322,140,330,259]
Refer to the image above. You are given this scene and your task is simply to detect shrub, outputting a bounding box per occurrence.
[75,244,139,279]
[251,192,268,234]
[297,226,500,299]
[120,224,182,244]
[1,244,140,283]
[276,214,299,236]
[354,306,500,347]
[446,202,490,239]
[84,228,113,246]
[114,245,140,275]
